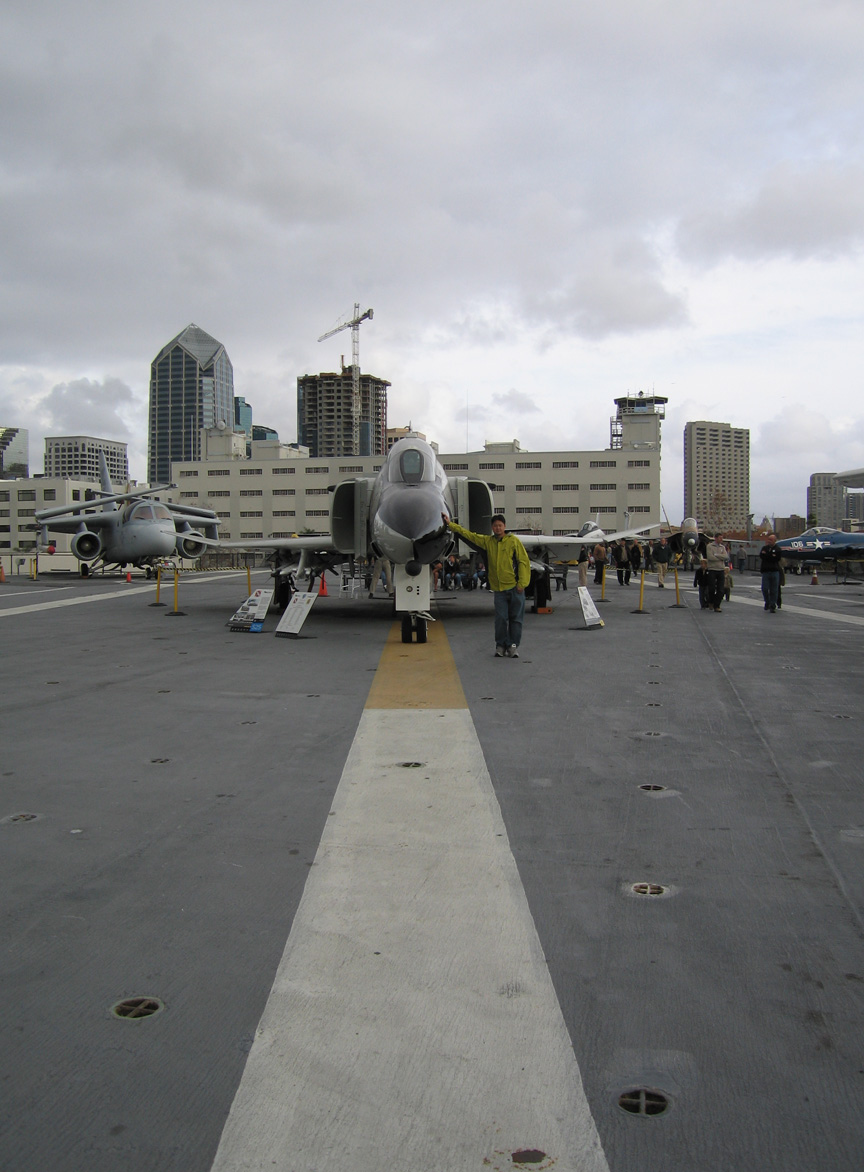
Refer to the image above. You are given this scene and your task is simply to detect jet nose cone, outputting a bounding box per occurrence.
[372,483,450,565]
[376,483,446,543]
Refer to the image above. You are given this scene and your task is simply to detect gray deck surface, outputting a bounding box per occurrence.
[1,567,863,1171]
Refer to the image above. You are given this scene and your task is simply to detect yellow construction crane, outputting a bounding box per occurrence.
[318,304,374,455]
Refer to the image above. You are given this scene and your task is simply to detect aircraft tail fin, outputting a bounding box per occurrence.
[98,450,118,509]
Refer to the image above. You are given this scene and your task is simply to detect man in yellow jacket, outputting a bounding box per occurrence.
[442,512,531,658]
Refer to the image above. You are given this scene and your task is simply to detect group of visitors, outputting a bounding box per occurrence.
[437,514,789,659]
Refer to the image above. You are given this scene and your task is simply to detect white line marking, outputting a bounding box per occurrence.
[685,589,864,627]
[210,709,609,1172]
[0,572,258,616]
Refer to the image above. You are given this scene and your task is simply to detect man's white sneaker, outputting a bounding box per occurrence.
[495,646,506,657]
[506,645,519,658]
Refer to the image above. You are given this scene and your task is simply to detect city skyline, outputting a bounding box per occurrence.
[1,2,862,520]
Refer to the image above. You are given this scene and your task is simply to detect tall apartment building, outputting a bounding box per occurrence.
[807,473,845,527]
[44,436,128,484]
[297,369,389,458]
[683,421,750,531]
[148,323,234,484]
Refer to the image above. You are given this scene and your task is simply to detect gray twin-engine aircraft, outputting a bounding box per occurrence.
[34,451,220,572]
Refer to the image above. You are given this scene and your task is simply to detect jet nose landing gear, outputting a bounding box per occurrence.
[401,612,431,644]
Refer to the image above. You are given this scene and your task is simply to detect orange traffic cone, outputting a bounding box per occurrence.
[318,574,328,596]
[0,565,5,583]
[126,571,132,583]
[810,570,819,585]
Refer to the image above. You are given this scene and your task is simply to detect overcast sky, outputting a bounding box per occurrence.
[2,0,863,522]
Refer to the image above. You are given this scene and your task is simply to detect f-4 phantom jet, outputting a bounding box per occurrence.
[225,435,495,642]
[34,451,220,572]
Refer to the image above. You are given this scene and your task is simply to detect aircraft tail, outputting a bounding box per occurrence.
[98,450,118,510]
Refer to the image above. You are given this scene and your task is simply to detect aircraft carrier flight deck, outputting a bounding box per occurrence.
[2,568,863,1171]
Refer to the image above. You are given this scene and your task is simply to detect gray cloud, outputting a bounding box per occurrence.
[0,0,862,516]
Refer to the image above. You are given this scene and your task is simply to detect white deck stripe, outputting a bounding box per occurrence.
[209,709,609,1172]
[684,588,864,626]
[0,572,256,616]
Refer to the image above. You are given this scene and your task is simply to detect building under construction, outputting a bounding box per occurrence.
[297,367,390,458]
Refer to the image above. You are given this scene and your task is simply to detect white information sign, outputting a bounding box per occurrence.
[576,586,604,629]
[227,588,274,632]
[274,591,318,638]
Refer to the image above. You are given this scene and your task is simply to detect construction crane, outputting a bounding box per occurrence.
[318,304,374,455]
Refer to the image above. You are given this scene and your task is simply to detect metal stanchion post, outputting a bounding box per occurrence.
[149,567,166,607]
[669,567,687,608]
[166,569,187,617]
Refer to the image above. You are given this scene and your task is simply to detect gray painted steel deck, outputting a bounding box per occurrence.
[1,569,863,1170]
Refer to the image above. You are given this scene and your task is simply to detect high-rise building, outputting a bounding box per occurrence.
[44,436,128,484]
[807,473,845,528]
[297,369,389,458]
[683,420,750,531]
[0,427,29,478]
[148,324,234,484]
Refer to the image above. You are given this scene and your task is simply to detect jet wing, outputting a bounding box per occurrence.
[517,522,660,560]
[32,511,119,534]
[218,535,338,553]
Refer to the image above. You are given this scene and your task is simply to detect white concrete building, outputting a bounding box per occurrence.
[169,400,662,541]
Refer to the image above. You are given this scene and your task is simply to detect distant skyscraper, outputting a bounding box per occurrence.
[683,420,750,530]
[807,473,845,527]
[148,324,233,484]
[297,369,389,458]
[234,395,253,441]
[44,436,128,484]
[0,427,29,478]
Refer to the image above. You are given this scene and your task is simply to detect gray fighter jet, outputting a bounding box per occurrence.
[226,434,494,642]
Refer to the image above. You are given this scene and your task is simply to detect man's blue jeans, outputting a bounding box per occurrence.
[761,570,780,609]
[494,588,525,648]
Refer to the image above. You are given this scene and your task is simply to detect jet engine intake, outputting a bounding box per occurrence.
[177,533,207,559]
[71,530,103,561]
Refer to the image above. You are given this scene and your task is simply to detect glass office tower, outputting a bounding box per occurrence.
[148,324,233,484]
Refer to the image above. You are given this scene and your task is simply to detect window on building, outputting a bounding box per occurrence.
[272,488,295,496]
[208,490,230,497]
[272,466,295,474]
[627,483,650,491]
[515,506,542,514]
[515,485,542,492]
[239,467,262,475]
[553,484,579,491]
[478,462,505,470]
[272,510,296,517]
[180,470,199,477]
[17,490,36,501]
[339,465,364,473]
[627,460,650,467]
[208,469,230,476]
[590,505,617,514]
[515,461,542,469]
[443,463,469,471]
[590,460,617,468]
[240,511,263,517]
[305,466,329,474]
[589,483,616,491]
[239,489,263,497]
[552,460,579,468]
[305,488,329,495]
[306,509,330,517]
[552,506,580,514]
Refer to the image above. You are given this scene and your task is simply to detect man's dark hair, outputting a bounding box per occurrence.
[491,514,506,526]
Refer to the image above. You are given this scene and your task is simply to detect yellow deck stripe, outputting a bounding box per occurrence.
[364,619,468,710]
